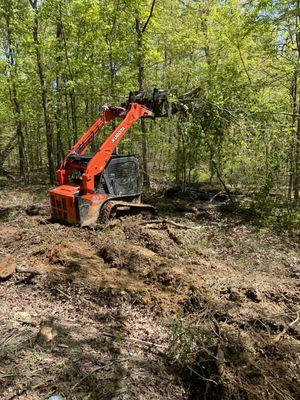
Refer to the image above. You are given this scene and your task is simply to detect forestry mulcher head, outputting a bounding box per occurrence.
[125,88,172,117]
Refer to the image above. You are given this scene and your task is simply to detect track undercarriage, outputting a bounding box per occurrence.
[99,200,156,224]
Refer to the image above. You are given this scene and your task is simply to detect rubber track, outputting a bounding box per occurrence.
[99,200,156,223]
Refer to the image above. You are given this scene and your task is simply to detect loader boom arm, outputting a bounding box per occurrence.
[57,103,153,194]
[65,106,126,158]
[83,103,152,193]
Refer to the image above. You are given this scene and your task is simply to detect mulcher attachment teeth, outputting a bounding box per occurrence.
[125,88,173,117]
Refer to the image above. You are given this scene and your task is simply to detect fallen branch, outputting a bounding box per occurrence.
[101,331,166,349]
[139,218,202,230]
[187,364,219,385]
[16,266,44,275]
[56,287,70,297]
[166,225,182,244]
[0,329,18,347]
[272,311,299,343]
[71,358,130,391]
[56,287,109,311]
[209,191,223,203]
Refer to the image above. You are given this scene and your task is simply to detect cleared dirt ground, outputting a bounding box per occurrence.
[0,182,299,400]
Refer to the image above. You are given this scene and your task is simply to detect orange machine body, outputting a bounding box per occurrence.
[50,184,79,224]
[50,184,109,226]
[49,103,153,226]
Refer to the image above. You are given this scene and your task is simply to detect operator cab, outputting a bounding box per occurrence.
[68,153,141,201]
[96,155,141,200]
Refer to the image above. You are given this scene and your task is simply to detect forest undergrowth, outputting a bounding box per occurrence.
[0,180,299,400]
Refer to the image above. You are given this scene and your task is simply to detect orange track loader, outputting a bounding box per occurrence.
[49,89,170,226]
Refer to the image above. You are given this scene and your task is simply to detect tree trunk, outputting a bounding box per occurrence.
[55,76,64,165]
[12,84,28,180]
[0,133,17,170]
[209,147,215,184]
[135,13,150,187]
[36,119,42,169]
[29,0,55,183]
[293,0,300,199]
[58,1,78,144]
[107,39,117,148]
[294,101,300,199]
[3,4,28,181]
[175,129,181,184]
[64,88,72,149]
[288,68,297,198]
[70,90,78,144]
[55,12,64,166]
[133,1,156,187]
